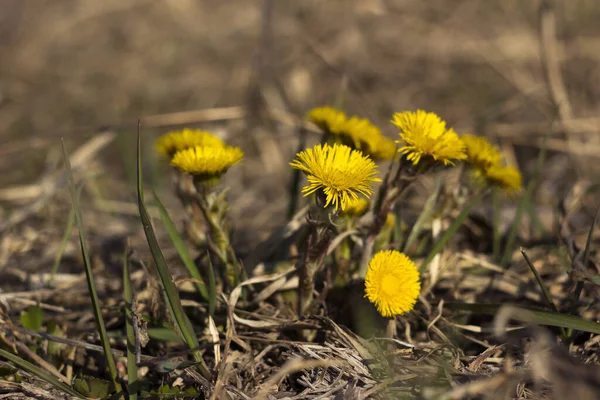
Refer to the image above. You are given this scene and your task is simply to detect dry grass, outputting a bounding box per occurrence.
[2,1,600,399]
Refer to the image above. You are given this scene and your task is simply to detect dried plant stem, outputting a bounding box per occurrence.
[298,221,333,315]
[386,318,396,339]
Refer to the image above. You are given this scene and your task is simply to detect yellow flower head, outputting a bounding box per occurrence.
[461,134,502,170]
[308,107,396,161]
[369,136,398,161]
[171,145,243,177]
[337,116,397,161]
[307,106,347,134]
[156,129,225,157]
[384,212,396,229]
[290,143,381,211]
[483,163,522,194]
[341,197,370,216]
[365,250,421,317]
[392,110,467,166]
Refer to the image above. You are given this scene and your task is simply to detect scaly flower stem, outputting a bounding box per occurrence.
[196,194,240,290]
[298,217,333,315]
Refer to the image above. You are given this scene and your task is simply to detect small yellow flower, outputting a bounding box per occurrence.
[365,250,421,317]
[483,163,522,194]
[156,129,225,157]
[369,136,398,161]
[384,212,396,229]
[342,197,370,216]
[307,106,347,133]
[290,143,381,211]
[308,107,396,161]
[392,110,467,166]
[171,146,243,177]
[337,116,397,161]
[461,134,502,170]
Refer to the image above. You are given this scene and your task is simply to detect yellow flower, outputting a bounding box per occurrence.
[336,116,397,161]
[461,134,502,170]
[342,197,370,216]
[308,107,396,161]
[392,110,467,166]
[290,143,381,211]
[483,163,522,194]
[171,145,243,177]
[307,106,347,133]
[365,250,421,317]
[384,212,396,229]
[369,136,398,161]
[156,129,225,157]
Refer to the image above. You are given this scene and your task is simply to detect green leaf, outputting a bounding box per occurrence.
[46,322,68,357]
[61,140,121,394]
[20,306,43,332]
[73,375,112,398]
[446,302,600,334]
[0,348,83,398]
[589,276,600,285]
[153,191,209,301]
[147,327,184,343]
[136,122,210,379]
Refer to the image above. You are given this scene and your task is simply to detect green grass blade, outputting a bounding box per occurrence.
[501,140,547,267]
[123,242,139,400]
[589,276,600,285]
[492,189,501,263]
[0,348,83,398]
[153,190,209,301]
[403,177,442,254]
[419,190,486,273]
[135,121,210,379]
[50,199,76,283]
[520,248,558,312]
[446,302,600,334]
[61,140,121,393]
[582,198,600,267]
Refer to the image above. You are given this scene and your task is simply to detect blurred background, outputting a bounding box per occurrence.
[1,0,600,252]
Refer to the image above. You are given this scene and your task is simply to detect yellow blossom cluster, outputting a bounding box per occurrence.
[308,107,397,161]
[156,129,243,178]
[460,134,522,194]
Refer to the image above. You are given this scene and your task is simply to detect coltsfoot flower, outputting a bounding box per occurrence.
[341,197,370,217]
[171,145,243,178]
[337,116,396,161]
[482,163,522,194]
[307,106,347,134]
[290,143,381,211]
[308,106,396,161]
[461,134,502,170]
[392,110,467,166]
[369,136,397,161]
[156,129,225,157]
[365,250,421,317]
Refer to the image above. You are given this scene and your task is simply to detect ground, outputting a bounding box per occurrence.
[1,1,600,399]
